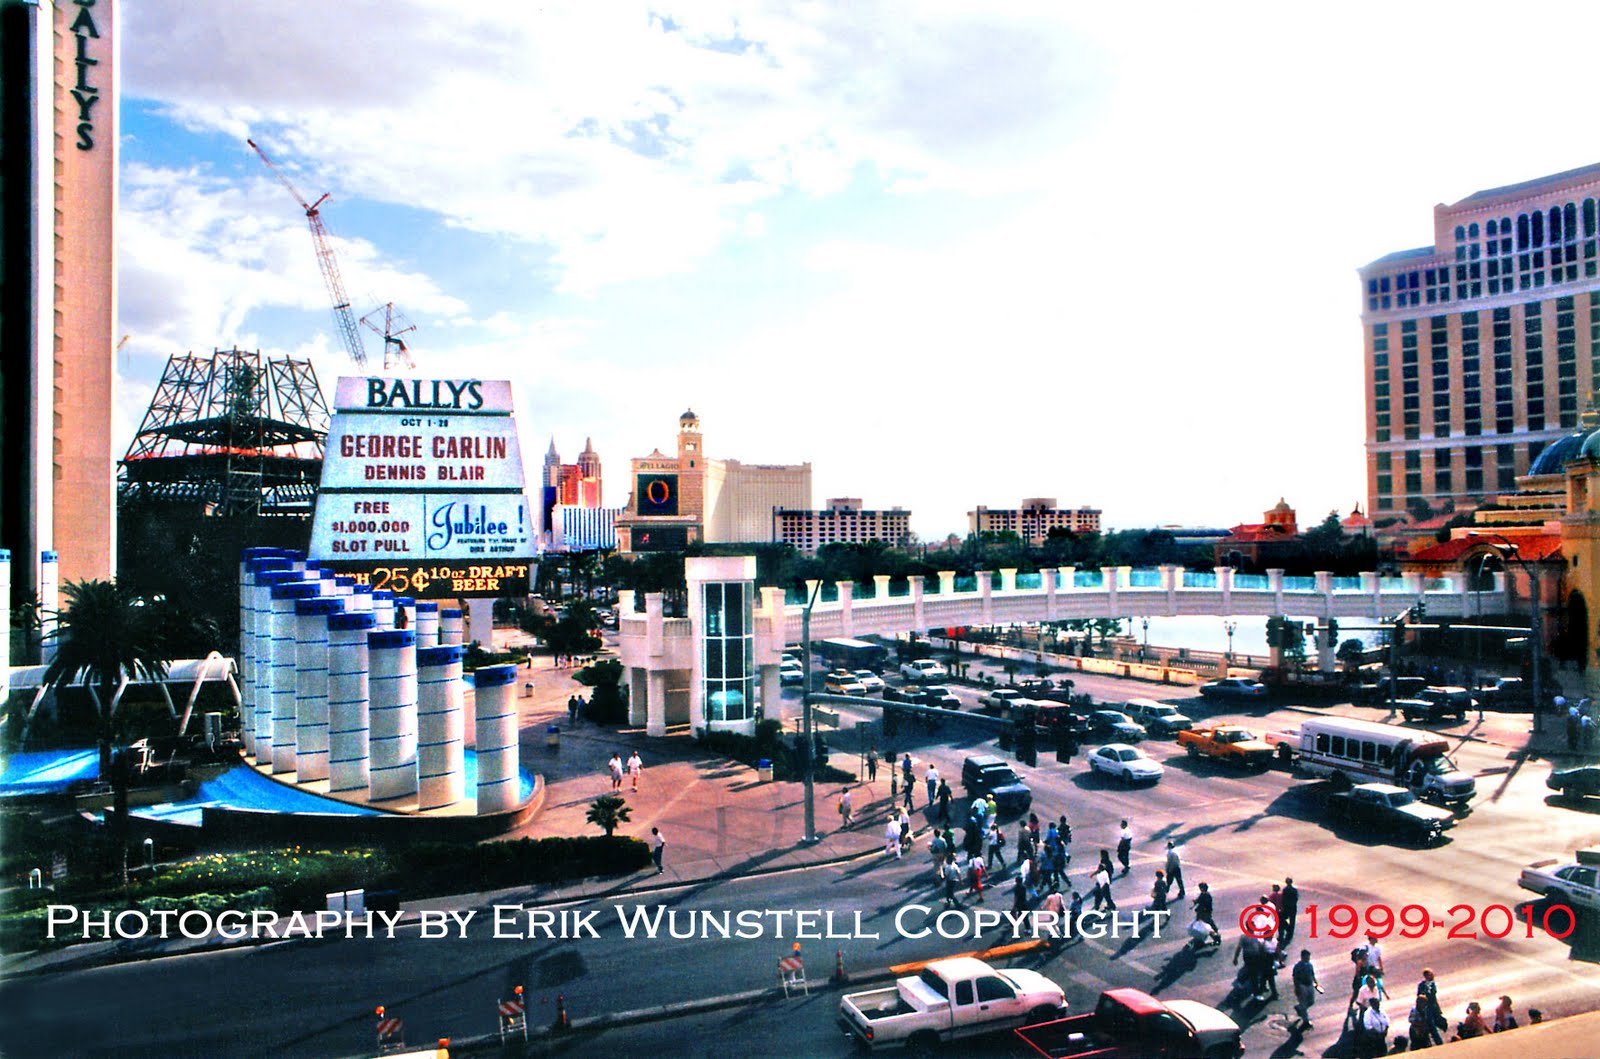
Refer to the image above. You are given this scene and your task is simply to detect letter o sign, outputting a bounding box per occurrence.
[646,479,671,505]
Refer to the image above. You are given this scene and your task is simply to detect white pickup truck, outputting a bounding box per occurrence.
[838,956,1066,1052]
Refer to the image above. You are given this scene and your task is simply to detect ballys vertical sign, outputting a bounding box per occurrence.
[68,1,104,151]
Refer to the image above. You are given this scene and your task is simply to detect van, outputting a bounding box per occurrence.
[1123,698,1194,737]
[1290,715,1476,808]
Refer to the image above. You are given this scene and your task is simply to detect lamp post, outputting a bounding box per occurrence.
[1470,551,1498,723]
[1224,620,1237,661]
[800,579,822,845]
[1468,532,1544,734]
[1140,617,1150,662]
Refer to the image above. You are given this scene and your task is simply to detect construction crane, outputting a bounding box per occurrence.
[359,302,418,371]
[247,138,368,368]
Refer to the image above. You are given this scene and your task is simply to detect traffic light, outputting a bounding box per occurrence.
[1328,618,1339,642]
[1411,601,1426,622]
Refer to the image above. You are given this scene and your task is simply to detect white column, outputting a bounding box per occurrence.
[39,550,58,664]
[977,570,992,625]
[368,628,419,800]
[440,607,465,646]
[1000,568,1017,592]
[647,669,668,737]
[249,571,299,760]
[370,590,396,631]
[327,613,374,796]
[416,643,466,811]
[294,597,343,782]
[468,598,495,646]
[910,574,926,632]
[270,583,319,773]
[243,564,290,756]
[473,663,520,814]
[414,601,440,649]
[837,579,853,637]
[351,583,374,615]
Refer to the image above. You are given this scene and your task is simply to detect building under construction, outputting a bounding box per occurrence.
[118,348,328,516]
[116,349,329,648]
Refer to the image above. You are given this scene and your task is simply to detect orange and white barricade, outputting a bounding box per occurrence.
[498,986,527,1042]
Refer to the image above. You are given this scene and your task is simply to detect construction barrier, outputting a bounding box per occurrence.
[498,985,527,1042]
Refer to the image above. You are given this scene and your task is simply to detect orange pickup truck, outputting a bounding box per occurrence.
[1176,724,1275,770]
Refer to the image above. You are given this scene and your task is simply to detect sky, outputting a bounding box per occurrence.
[113,1,1600,541]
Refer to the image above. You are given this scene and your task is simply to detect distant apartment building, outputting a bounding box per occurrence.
[968,499,1101,544]
[773,498,912,555]
[1360,162,1600,521]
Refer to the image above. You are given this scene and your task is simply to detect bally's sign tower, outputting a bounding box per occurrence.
[308,378,534,597]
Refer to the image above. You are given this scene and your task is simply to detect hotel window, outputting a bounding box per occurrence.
[1497,444,1517,491]
[1430,316,1451,436]
[1591,296,1600,400]
[701,581,753,724]
[1558,296,1578,425]
[1464,446,1484,492]
[1434,448,1453,495]
[1404,450,1422,497]
[1373,324,1391,441]
[1525,303,1545,431]
[1461,313,1482,435]
[1376,452,1392,503]
[1493,307,1514,434]
[1402,321,1420,439]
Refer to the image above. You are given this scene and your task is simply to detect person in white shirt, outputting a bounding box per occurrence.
[626,751,643,791]
[1359,997,1390,1059]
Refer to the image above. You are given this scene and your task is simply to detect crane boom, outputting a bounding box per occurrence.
[247,138,367,368]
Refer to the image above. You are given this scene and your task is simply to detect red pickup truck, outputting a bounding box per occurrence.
[1013,988,1243,1059]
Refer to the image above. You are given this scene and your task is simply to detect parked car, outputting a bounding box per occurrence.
[1088,744,1164,785]
[1326,782,1455,845]
[823,671,867,695]
[1087,710,1146,743]
[779,663,805,686]
[1547,765,1600,802]
[921,685,963,710]
[1122,698,1193,737]
[853,670,886,693]
[1199,677,1267,702]
[900,659,948,682]
[961,755,1032,814]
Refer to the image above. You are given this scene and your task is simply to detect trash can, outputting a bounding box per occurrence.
[546,724,560,750]
[523,681,534,698]
[757,758,774,782]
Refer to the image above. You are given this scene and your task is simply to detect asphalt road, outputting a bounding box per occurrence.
[6,672,1597,1059]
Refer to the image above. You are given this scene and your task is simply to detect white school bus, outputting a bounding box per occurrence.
[1284,716,1476,809]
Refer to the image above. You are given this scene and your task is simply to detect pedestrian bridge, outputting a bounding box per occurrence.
[615,559,1514,739]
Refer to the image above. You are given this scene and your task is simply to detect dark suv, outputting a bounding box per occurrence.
[1401,686,1474,723]
[960,755,1032,815]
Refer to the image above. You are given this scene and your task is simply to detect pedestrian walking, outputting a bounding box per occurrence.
[967,857,986,902]
[1017,824,1034,863]
[1566,699,1579,751]
[1164,840,1185,899]
[885,813,903,858]
[943,863,961,908]
[1041,886,1066,944]
[925,765,939,806]
[626,751,643,792]
[1150,870,1169,913]
[1349,974,1380,1031]
[1192,882,1220,946]
[1291,949,1323,1030]
[1361,933,1388,997]
[901,753,914,790]
[607,753,624,791]
[899,814,912,855]
[1012,872,1029,916]
[838,788,854,829]
[1415,969,1444,1046]
[890,770,899,804]
[1116,819,1133,875]
[985,820,1007,869]
[867,745,879,782]
[1582,713,1595,752]
[930,830,948,878]
[1280,877,1300,944]
[567,694,579,724]
[650,827,665,874]
[902,775,914,810]
[936,779,952,824]
[1408,1001,1434,1052]
[1359,997,1390,1059]
[1092,863,1116,911]
[985,794,998,821]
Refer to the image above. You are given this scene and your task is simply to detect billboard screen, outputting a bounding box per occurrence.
[636,473,679,516]
[632,525,690,552]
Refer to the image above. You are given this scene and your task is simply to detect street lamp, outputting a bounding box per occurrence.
[799,579,823,845]
[1470,551,1499,723]
[1467,532,1545,734]
[1140,617,1150,661]
[1224,620,1237,661]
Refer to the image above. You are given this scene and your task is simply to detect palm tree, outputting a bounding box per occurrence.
[585,793,632,837]
[44,580,169,886]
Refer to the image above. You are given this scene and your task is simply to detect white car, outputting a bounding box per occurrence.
[981,688,1026,714]
[779,664,805,686]
[1518,850,1600,915]
[852,670,885,693]
[1088,743,1165,785]
[899,659,948,682]
[824,671,867,695]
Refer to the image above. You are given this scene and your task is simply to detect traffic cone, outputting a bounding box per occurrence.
[833,948,847,984]
[553,993,570,1031]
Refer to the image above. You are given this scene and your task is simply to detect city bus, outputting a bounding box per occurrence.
[813,637,889,671]
[1277,715,1476,809]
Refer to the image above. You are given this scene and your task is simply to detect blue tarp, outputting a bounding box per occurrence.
[0,748,100,796]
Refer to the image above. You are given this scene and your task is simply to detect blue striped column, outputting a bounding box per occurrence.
[249,569,300,759]
[39,551,58,663]
[240,554,290,755]
[270,582,320,772]
[473,664,519,814]
[416,644,466,810]
[349,583,374,616]
[368,628,418,800]
[414,601,440,649]
[327,613,375,796]
[294,597,344,782]
[371,590,395,631]
[440,607,465,646]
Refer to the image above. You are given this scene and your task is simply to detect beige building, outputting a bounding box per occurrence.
[968,499,1101,544]
[0,0,118,605]
[1361,163,1600,523]
[614,410,811,553]
[773,498,912,555]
